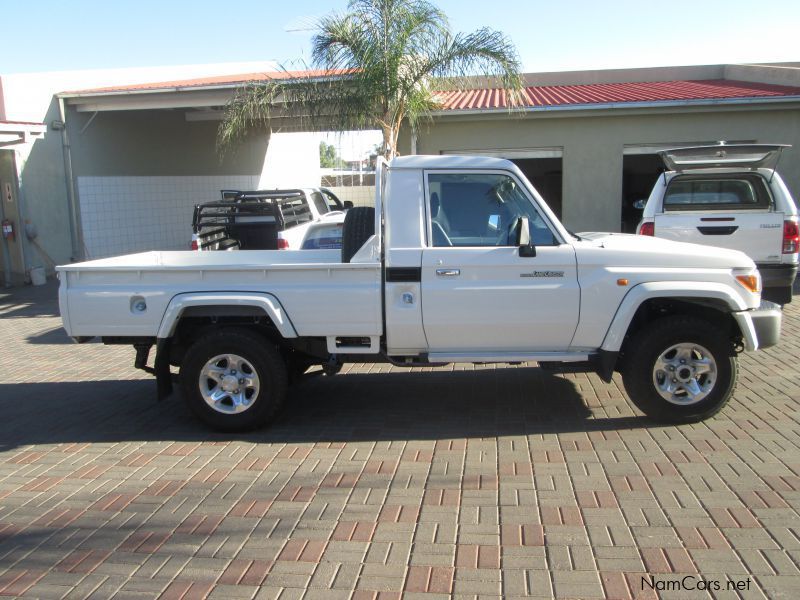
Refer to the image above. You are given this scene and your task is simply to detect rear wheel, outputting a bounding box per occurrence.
[621,316,737,423]
[180,328,287,431]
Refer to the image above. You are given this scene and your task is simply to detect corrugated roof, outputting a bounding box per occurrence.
[433,79,800,110]
[60,69,354,96]
[61,71,800,110]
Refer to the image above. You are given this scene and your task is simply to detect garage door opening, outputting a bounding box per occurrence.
[621,154,663,233]
[512,158,563,219]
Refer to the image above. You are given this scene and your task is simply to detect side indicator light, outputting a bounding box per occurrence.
[617,278,629,286]
[735,274,761,294]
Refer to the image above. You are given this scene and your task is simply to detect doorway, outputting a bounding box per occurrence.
[512,158,564,220]
[621,154,662,233]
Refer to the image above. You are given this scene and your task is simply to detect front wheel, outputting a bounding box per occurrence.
[621,316,738,423]
[180,328,288,432]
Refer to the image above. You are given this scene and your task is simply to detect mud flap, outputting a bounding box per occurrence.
[593,349,619,383]
[154,338,173,401]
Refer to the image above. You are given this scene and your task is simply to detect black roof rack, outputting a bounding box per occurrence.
[193,190,314,234]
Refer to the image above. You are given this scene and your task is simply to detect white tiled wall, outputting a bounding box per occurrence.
[77,176,259,258]
[328,186,376,208]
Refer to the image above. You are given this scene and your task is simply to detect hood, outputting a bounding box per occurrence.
[575,232,755,270]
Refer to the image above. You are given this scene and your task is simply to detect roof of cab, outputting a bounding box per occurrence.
[389,154,516,170]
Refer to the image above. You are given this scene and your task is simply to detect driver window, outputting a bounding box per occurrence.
[427,173,556,247]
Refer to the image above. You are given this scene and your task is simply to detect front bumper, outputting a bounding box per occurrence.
[733,300,782,351]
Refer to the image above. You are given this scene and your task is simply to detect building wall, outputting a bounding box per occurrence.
[77,175,260,258]
[67,113,334,257]
[0,62,276,273]
[0,150,25,285]
[68,109,268,177]
[407,105,800,232]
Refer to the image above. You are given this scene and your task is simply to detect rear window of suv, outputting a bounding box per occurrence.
[663,174,771,211]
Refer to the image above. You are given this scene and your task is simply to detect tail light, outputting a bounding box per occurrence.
[783,220,799,254]
[276,238,290,249]
[190,239,198,250]
[638,222,655,236]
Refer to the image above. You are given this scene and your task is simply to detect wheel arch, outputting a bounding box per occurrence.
[157,292,298,340]
[600,282,751,366]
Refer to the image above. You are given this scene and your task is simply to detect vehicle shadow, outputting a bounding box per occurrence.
[0,280,60,319]
[24,326,78,344]
[0,368,651,452]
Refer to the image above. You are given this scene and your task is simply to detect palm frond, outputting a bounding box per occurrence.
[217,0,523,158]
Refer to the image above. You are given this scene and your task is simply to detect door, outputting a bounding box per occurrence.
[421,171,579,352]
[653,173,784,263]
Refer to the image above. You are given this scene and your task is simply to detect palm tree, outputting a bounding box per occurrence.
[218,0,523,159]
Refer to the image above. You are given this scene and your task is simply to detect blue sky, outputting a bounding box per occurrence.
[2,0,798,74]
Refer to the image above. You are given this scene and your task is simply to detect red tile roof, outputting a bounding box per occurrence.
[61,71,800,112]
[433,79,800,110]
[61,69,354,95]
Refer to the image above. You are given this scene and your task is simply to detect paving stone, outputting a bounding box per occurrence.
[2,281,800,598]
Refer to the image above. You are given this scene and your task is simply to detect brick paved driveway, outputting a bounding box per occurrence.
[1,281,799,599]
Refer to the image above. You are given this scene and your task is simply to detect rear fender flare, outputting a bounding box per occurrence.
[157,292,298,340]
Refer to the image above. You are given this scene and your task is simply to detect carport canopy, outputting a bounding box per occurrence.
[0,120,46,148]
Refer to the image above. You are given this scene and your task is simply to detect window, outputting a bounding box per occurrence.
[310,192,330,215]
[321,189,345,211]
[664,175,770,211]
[427,173,556,247]
[278,197,314,227]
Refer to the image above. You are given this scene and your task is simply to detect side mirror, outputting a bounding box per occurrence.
[512,217,536,257]
[633,199,646,210]
[343,200,354,210]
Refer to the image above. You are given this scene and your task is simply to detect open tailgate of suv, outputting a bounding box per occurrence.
[660,144,790,172]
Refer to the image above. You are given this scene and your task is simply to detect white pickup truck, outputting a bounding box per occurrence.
[636,144,799,305]
[57,155,782,431]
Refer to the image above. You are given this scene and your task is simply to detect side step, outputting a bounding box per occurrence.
[427,351,590,364]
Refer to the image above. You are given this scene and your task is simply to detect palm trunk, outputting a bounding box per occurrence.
[381,125,398,160]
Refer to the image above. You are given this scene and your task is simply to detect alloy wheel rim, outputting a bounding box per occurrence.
[652,342,717,406]
[198,353,260,414]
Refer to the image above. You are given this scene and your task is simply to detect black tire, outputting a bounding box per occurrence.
[621,316,738,423]
[341,206,375,263]
[179,328,288,432]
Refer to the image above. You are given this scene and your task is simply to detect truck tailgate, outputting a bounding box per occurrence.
[653,210,784,263]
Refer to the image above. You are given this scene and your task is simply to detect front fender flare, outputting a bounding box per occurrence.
[600,281,749,353]
[156,292,298,340]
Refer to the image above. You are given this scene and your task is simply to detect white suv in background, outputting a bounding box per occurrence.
[637,144,799,304]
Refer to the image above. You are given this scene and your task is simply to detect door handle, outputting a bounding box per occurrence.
[436,268,461,277]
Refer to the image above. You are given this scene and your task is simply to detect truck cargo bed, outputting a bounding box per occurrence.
[57,250,382,339]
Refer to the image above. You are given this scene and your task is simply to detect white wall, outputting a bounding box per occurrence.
[77,175,259,258]
[0,62,278,271]
[328,186,375,208]
[257,132,321,189]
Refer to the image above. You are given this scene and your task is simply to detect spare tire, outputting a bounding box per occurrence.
[341,206,375,263]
